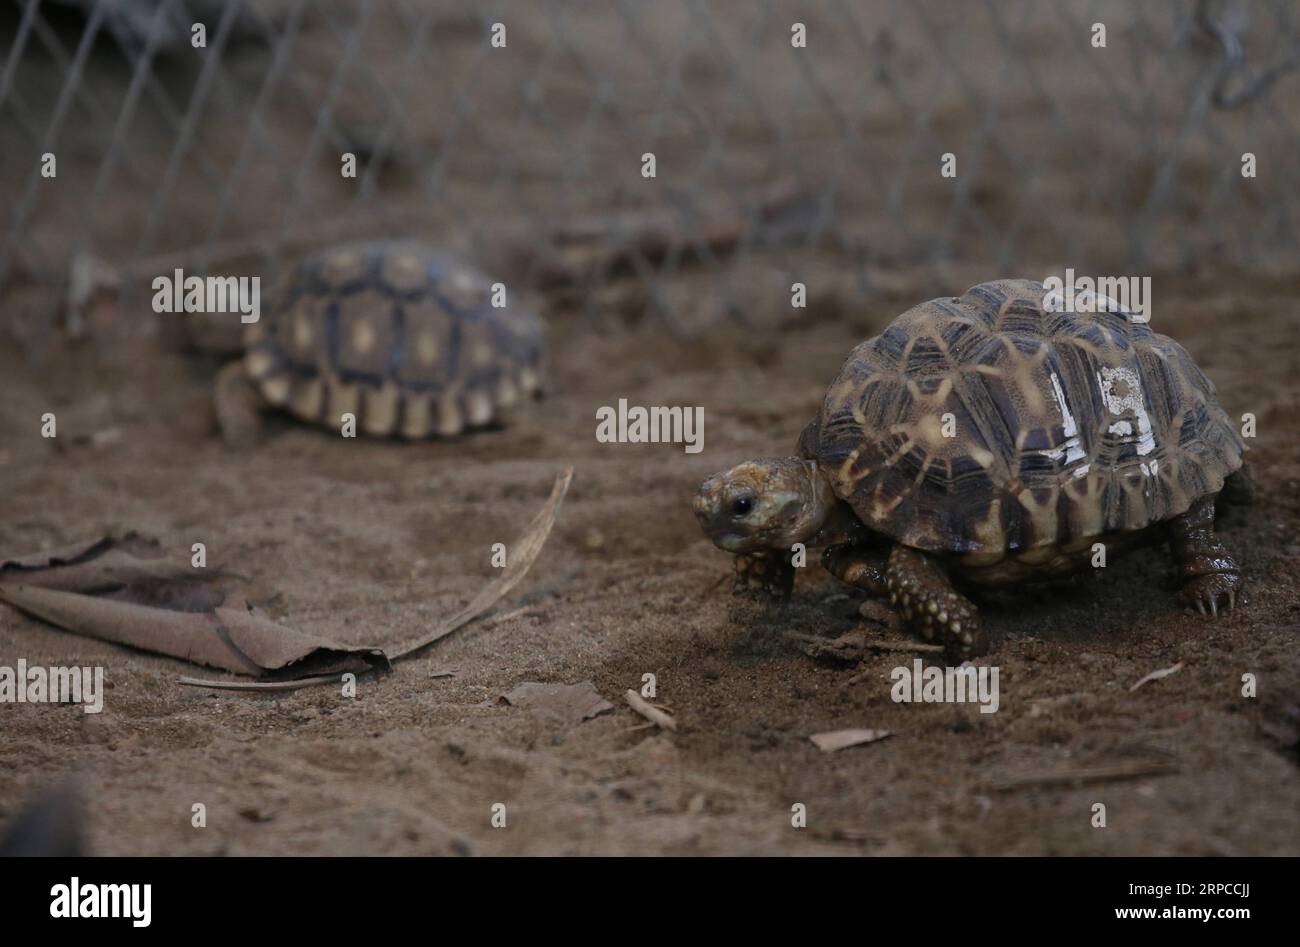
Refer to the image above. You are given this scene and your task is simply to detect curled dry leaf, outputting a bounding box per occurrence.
[0,533,189,593]
[1,534,387,678]
[0,569,387,680]
[2,468,573,689]
[390,467,573,660]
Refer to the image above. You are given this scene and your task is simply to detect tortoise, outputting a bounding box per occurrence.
[214,241,544,444]
[693,278,1248,660]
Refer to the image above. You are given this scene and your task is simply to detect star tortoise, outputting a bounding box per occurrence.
[215,241,543,444]
[694,278,1248,660]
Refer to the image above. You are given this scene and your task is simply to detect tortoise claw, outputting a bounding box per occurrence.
[1181,572,1246,619]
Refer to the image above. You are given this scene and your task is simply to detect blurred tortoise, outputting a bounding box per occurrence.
[694,279,1248,660]
[215,241,544,445]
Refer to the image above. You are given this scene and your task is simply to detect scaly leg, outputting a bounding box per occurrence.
[885,545,988,660]
[214,360,265,448]
[1167,494,1246,615]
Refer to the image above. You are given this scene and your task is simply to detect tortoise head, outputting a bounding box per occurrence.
[693,457,833,554]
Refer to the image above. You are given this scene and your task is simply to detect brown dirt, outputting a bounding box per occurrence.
[2,2,1299,856]
[2,269,1298,855]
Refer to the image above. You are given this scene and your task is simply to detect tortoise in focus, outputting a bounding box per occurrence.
[215,241,544,444]
[694,279,1248,660]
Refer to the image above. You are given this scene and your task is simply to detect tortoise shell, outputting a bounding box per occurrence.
[242,241,543,438]
[799,279,1244,557]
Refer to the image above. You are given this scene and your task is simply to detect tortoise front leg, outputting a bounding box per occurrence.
[885,545,988,660]
[733,549,797,599]
[1167,494,1246,615]
[214,361,265,448]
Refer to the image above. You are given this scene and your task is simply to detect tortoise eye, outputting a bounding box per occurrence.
[731,497,754,517]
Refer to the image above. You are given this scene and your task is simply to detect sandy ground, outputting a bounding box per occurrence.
[2,265,1298,856]
[1,2,1299,855]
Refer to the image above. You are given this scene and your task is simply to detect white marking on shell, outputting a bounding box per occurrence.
[385,253,425,291]
[401,394,431,439]
[437,395,463,437]
[245,349,275,379]
[293,314,313,350]
[495,376,519,410]
[466,390,493,426]
[328,382,360,420]
[261,375,291,406]
[1097,365,1157,461]
[1045,371,1088,467]
[291,378,324,419]
[416,332,439,365]
[352,320,376,354]
[323,251,363,283]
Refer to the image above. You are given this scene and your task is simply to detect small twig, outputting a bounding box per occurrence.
[625,689,677,731]
[989,760,1179,792]
[1130,662,1184,692]
[483,604,542,628]
[809,729,892,753]
[861,637,945,654]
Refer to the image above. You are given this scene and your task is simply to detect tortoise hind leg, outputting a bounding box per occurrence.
[214,361,265,448]
[1218,464,1255,508]
[822,544,889,596]
[1168,494,1246,615]
[885,545,988,660]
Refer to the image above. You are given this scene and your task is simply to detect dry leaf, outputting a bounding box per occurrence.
[182,468,574,690]
[0,533,191,593]
[499,681,614,725]
[809,729,893,753]
[0,532,387,679]
[4,468,573,690]
[0,581,387,679]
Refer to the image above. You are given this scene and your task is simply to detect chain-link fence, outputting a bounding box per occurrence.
[2,0,1298,354]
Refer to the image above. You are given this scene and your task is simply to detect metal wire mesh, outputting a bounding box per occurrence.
[2,0,1298,353]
